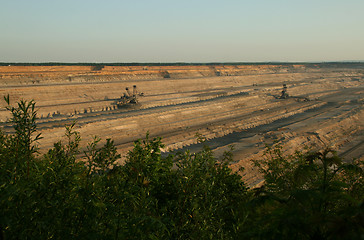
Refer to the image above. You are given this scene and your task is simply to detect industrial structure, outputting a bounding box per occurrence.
[115,85,143,108]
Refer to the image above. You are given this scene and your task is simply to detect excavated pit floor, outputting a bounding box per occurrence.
[1,65,363,186]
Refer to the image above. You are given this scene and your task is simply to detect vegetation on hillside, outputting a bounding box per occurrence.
[0,97,363,239]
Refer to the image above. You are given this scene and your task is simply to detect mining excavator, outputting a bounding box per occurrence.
[115,85,144,108]
[280,84,289,99]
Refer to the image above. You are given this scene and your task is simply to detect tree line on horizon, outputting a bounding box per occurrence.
[1,62,363,67]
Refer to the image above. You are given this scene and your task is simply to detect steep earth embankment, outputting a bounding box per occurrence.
[0,64,363,186]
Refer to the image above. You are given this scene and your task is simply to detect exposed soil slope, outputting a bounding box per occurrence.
[1,64,363,186]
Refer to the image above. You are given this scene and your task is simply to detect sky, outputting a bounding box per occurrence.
[1,0,363,63]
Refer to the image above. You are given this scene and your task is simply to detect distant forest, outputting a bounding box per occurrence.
[0,61,363,67]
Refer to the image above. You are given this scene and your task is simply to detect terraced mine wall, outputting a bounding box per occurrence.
[0,64,314,118]
[1,64,363,186]
[0,64,307,83]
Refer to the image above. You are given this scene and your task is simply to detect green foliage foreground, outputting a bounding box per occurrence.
[0,98,363,240]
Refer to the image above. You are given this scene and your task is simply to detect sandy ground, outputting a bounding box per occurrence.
[1,64,363,186]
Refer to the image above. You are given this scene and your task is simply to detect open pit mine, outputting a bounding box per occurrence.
[1,63,363,186]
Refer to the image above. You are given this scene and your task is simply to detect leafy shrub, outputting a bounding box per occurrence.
[0,98,247,239]
[248,145,364,240]
[0,97,363,239]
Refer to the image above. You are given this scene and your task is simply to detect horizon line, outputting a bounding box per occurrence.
[1,61,364,66]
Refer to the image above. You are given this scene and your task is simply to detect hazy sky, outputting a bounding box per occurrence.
[1,0,363,62]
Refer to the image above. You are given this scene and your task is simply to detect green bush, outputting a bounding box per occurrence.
[0,97,363,239]
[248,145,364,240]
[0,98,247,239]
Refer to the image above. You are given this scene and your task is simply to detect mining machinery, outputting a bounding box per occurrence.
[280,84,289,99]
[115,85,144,108]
